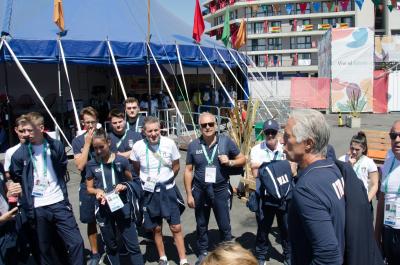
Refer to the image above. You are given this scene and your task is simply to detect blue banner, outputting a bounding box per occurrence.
[355,0,364,10]
[285,3,293,14]
[313,2,321,12]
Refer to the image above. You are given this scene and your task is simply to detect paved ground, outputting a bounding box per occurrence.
[64,113,400,265]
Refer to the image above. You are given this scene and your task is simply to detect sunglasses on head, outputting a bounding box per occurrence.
[200,122,215,129]
[264,130,277,136]
[389,132,400,140]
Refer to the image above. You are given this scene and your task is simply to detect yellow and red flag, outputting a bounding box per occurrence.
[233,19,246,49]
[53,0,65,32]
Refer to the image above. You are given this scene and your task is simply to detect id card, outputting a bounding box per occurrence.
[205,166,217,183]
[384,201,400,226]
[143,177,157,193]
[32,181,48,197]
[105,192,124,212]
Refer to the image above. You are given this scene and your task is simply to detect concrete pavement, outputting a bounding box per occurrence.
[65,113,400,264]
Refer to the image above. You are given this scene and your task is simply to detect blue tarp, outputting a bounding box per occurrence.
[0,0,248,67]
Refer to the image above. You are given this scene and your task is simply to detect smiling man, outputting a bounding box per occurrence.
[283,109,345,265]
[130,116,188,265]
[184,112,246,265]
[375,120,400,264]
[250,119,290,265]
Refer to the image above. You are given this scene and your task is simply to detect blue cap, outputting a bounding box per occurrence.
[263,119,279,132]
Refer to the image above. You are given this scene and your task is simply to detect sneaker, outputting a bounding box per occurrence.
[158,259,169,265]
[87,253,101,265]
[181,263,190,265]
[258,260,267,265]
[195,253,208,265]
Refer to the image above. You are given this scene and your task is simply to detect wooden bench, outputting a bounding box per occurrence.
[364,130,391,165]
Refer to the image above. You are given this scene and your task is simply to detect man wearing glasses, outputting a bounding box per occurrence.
[375,120,400,264]
[72,107,100,265]
[249,119,290,265]
[184,112,246,265]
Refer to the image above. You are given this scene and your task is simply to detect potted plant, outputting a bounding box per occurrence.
[345,83,367,128]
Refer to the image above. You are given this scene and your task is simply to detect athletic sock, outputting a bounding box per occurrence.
[180,258,188,265]
[159,255,168,261]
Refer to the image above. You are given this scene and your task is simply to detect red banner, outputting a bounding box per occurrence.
[373,70,388,113]
[291,77,330,109]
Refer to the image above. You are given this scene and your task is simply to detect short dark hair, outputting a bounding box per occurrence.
[108,108,124,120]
[351,131,368,155]
[80,107,98,120]
[124,97,139,106]
[92,128,109,142]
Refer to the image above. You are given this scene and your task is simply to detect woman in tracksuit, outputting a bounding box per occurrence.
[86,129,143,265]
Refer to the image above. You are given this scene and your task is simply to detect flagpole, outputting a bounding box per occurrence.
[1,38,13,146]
[147,0,152,116]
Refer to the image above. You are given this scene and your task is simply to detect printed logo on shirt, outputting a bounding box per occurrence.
[277,174,289,186]
[115,162,122,172]
[332,177,345,200]
[361,167,367,174]
[23,160,27,166]
[95,167,102,173]
[195,149,203,155]
[128,139,134,148]
[161,151,169,158]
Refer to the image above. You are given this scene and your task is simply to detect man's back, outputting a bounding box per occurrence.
[289,159,345,265]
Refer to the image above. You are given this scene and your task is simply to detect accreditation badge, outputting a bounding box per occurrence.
[384,201,400,226]
[205,166,217,183]
[105,192,124,212]
[32,180,49,197]
[143,177,157,193]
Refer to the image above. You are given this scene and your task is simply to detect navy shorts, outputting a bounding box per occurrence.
[79,182,96,224]
[142,188,182,230]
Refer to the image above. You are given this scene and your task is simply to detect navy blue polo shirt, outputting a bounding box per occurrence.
[289,159,345,265]
[127,115,144,133]
[85,155,131,192]
[186,135,240,187]
[109,129,142,153]
[72,133,96,183]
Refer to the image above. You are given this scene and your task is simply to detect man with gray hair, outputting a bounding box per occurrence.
[283,109,345,265]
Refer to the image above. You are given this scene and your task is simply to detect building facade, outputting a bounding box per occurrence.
[202,0,383,79]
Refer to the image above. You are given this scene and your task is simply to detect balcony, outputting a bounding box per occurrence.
[248,57,319,73]
[203,0,355,20]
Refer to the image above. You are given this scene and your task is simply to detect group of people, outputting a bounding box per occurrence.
[0,98,398,265]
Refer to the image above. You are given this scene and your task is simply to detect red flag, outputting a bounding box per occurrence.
[299,3,307,14]
[340,0,350,10]
[263,20,268,33]
[192,0,205,43]
[229,0,235,4]
[293,53,298,66]
[210,2,216,13]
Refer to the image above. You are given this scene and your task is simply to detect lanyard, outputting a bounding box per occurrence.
[145,140,161,177]
[201,144,218,166]
[28,140,48,180]
[384,157,400,194]
[127,118,140,132]
[116,129,128,149]
[100,161,116,192]
[267,150,279,161]
[353,155,364,176]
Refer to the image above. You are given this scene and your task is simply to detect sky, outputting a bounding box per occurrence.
[159,0,198,27]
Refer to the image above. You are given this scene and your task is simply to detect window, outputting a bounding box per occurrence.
[271,21,281,27]
[322,1,330,12]
[251,39,266,51]
[256,55,266,67]
[230,10,238,20]
[339,17,353,27]
[266,4,281,16]
[268,38,282,50]
[254,22,264,34]
[268,55,282,66]
[296,3,310,14]
[301,19,311,25]
[322,18,337,27]
[291,37,311,49]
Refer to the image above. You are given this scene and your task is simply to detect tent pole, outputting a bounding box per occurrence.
[147,0,152,116]
[1,45,13,146]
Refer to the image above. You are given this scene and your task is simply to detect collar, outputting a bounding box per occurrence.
[297,159,334,178]
[261,141,280,153]
[199,134,219,148]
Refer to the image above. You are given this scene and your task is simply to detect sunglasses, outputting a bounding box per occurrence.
[200,122,215,128]
[389,132,400,140]
[264,130,277,136]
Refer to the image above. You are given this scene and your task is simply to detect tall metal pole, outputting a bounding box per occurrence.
[147,0,152,116]
[1,48,13,146]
